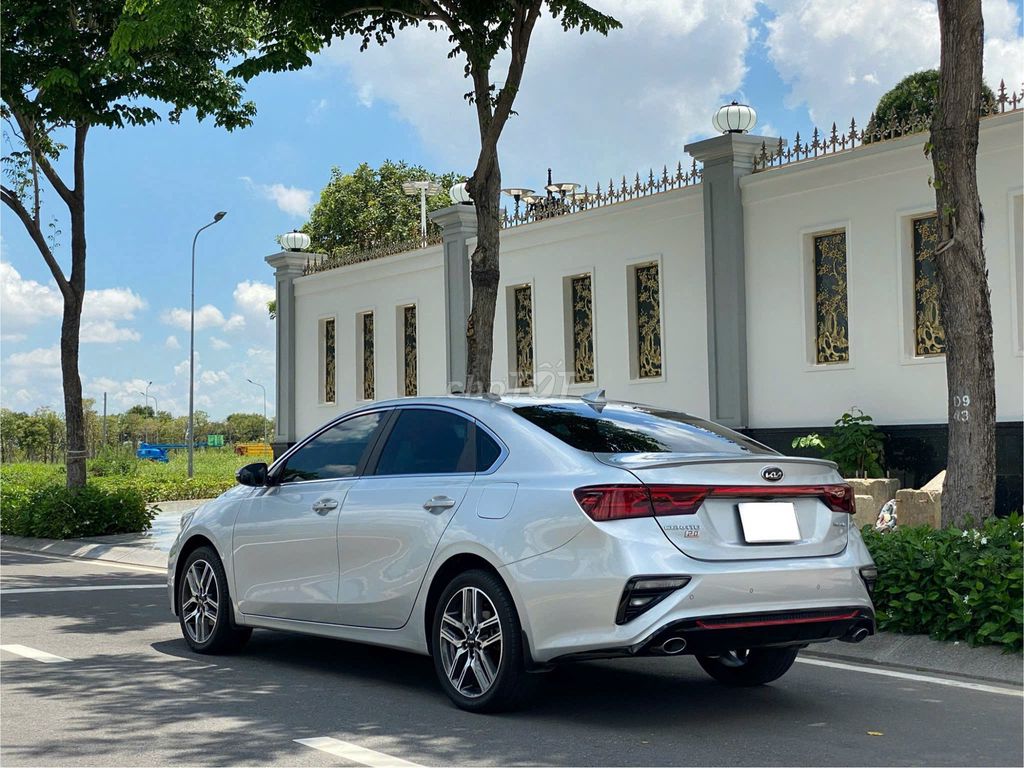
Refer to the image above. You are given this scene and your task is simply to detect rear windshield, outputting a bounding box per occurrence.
[513,402,776,455]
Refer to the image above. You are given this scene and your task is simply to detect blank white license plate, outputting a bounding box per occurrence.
[738,502,801,543]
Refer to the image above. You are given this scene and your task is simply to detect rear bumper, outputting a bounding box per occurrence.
[501,516,876,664]
[551,607,875,662]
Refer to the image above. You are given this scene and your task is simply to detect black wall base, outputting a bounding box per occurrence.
[744,421,1023,516]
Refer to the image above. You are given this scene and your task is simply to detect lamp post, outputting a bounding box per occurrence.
[504,169,579,220]
[136,381,154,443]
[246,378,268,443]
[188,211,226,478]
[402,180,443,246]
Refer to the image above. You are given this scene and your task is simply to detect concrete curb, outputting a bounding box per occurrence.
[1,535,168,569]
[802,631,1022,687]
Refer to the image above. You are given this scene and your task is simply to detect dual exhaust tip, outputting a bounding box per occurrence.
[659,637,688,655]
[840,627,870,644]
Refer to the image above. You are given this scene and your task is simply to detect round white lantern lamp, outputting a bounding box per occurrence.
[280,230,311,252]
[449,182,472,205]
[712,101,757,134]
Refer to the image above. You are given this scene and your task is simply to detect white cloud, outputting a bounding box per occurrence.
[0,262,62,324]
[233,280,275,318]
[322,0,759,188]
[162,304,227,331]
[0,262,145,342]
[80,320,141,343]
[763,0,1024,126]
[223,313,246,332]
[200,370,231,386]
[210,336,231,350]
[165,335,181,349]
[240,176,314,217]
[3,345,62,388]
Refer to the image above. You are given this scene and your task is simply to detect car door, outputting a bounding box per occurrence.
[336,406,492,628]
[231,410,388,622]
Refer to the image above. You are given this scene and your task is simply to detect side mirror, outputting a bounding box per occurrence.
[236,462,269,487]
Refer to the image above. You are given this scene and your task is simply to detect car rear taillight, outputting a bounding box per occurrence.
[572,485,652,521]
[573,482,856,520]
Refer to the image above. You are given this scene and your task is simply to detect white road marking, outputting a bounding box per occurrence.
[295,737,424,767]
[797,657,1023,697]
[1,549,164,573]
[0,644,70,663]
[1,584,164,595]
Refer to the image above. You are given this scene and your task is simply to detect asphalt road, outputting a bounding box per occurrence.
[1,548,1021,767]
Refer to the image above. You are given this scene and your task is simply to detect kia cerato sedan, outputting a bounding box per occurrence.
[168,394,877,712]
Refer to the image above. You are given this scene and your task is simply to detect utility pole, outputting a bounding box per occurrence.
[102,392,107,449]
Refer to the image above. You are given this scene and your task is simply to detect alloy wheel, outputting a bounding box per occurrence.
[438,586,503,698]
[182,559,219,644]
[717,649,751,668]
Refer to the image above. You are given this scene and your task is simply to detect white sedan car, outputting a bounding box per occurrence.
[169,395,877,712]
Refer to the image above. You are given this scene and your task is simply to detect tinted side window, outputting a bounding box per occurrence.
[375,409,477,476]
[513,403,775,455]
[475,428,502,471]
[280,412,384,483]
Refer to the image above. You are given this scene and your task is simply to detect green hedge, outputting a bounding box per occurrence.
[0,483,155,539]
[863,514,1023,652]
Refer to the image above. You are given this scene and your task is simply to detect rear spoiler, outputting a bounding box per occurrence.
[594,452,840,472]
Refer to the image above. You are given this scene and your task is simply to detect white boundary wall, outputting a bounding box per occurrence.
[289,112,1022,439]
[743,112,1023,427]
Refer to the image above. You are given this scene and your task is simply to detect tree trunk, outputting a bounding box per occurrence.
[464,143,503,394]
[930,0,995,527]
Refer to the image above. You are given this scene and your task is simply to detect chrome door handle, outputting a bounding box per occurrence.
[423,495,457,512]
[311,498,339,515]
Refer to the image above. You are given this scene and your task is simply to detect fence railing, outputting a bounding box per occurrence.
[302,233,443,276]
[752,80,1023,173]
[500,159,702,229]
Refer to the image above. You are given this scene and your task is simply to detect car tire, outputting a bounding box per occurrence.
[431,569,536,713]
[178,545,252,654]
[696,647,799,686]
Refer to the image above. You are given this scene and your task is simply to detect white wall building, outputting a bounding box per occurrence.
[267,102,1024,512]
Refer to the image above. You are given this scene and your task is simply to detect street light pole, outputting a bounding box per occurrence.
[247,378,268,443]
[188,211,227,478]
[137,381,153,444]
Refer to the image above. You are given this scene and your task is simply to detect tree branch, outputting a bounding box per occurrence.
[10,108,77,207]
[0,184,73,300]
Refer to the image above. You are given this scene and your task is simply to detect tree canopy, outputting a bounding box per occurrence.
[303,160,462,255]
[868,69,994,137]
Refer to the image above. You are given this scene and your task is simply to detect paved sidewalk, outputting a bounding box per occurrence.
[0,499,211,569]
[2,504,1021,687]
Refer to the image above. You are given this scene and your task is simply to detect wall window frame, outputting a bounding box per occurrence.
[626,255,665,382]
[396,302,418,397]
[317,314,337,405]
[505,282,536,391]
[1010,189,1024,357]
[800,221,854,372]
[356,308,375,401]
[896,206,946,367]
[562,269,598,388]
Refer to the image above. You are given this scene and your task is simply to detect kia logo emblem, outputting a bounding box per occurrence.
[761,466,784,482]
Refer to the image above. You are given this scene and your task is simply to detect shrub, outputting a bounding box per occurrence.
[862,514,1023,651]
[0,483,155,539]
[89,447,139,477]
[792,406,885,478]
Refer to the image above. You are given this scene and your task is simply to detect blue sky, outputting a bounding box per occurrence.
[2,0,1022,419]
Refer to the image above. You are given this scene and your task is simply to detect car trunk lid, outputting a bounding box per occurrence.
[597,454,851,561]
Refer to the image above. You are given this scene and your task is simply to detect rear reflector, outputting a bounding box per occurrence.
[573,483,855,520]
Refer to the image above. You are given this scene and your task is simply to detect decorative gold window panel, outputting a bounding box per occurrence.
[403,305,417,396]
[323,318,336,403]
[361,312,375,400]
[634,263,663,378]
[913,215,945,356]
[513,286,534,388]
[813,231,850,364]
[570,275,595,383]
